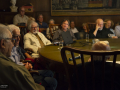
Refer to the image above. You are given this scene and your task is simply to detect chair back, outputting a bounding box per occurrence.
[17,26,27,48]
[87,22,96,30]
[49,24,60,38]
[61,46,120,90]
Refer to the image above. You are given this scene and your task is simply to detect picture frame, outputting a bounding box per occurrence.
[51,0,120,16]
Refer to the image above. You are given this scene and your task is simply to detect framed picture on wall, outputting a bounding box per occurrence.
[51,0,120,16]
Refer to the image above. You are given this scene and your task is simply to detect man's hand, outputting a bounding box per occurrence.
[93,24,100,36]
[73,39,76,41]
[88,57,91,62]
[24,62,33,70]
[95,24,100,31]
[112,36,118,38]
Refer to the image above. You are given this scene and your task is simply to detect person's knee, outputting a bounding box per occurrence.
[47,70,54,77]
[38,70,54,77]
[44,77,57,88]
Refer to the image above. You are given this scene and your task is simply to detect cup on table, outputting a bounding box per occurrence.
[58,41,63,50]
[86,34,89,42]
[79,32,84,39]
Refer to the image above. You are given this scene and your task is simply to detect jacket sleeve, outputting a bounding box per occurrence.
[0,57,45,90]
[24,34,39,53]
[13,66,45,90]
[69,30,76,40]
[89,29,96,38]
[52,30,61,42]
[115,26,120,37]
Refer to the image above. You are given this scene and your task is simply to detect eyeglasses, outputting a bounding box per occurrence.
[4,38,16,43]
[31,26,38,29]
[12,35,21,39]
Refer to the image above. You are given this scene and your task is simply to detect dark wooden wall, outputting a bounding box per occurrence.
[0,0,120,29]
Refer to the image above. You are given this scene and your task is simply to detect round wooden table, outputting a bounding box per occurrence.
[39,38,120,73]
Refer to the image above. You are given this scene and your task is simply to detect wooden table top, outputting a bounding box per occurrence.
[39,38,120,66]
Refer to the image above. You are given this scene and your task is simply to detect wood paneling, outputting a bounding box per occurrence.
[0,0,120,29]
[0,12,35,24]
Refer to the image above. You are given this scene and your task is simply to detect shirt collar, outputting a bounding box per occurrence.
[12,46,18,52]
[18,14,25,17]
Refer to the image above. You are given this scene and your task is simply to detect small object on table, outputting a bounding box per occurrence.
[69,54,81,61]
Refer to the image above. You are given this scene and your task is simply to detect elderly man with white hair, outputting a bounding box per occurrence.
[24,21,51,54]
[0,26,45,89]
[73,41,120,90]
[8,24,35,65]
[8,24,57,90]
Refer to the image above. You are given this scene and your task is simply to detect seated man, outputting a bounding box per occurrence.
[53,19,76,44]
[8,24,35,64]
[37,14,48,36]
[24,21,51,53]
[89,18,116,38]
[104,19,117,38]
[70,21,80,39]
[0,26,45,89]
[13,6,28,26]
[74,41,120,90]
[9,25,57,90]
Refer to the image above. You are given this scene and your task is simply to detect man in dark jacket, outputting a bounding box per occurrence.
[89,18,115,38]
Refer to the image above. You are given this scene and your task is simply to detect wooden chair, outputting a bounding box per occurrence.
[87,22,96,30]
[17,26,27,48]
[61,46,120,90]
[49,24,61,38]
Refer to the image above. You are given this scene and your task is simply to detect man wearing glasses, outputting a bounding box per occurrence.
[8,25,35,66]
[13,6,28,26]
[8,25,57,90]
[89,18,115,38]
[24,21,51,54]
[0,26,45,89]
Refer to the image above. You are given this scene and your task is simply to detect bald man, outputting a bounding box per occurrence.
[89,18,114,38]
[73,41,120,90]
[13,6,28,25]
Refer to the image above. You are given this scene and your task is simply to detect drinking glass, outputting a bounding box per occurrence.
[86,34,89,42]
[58,41,63,51]
[79,32,84,39]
